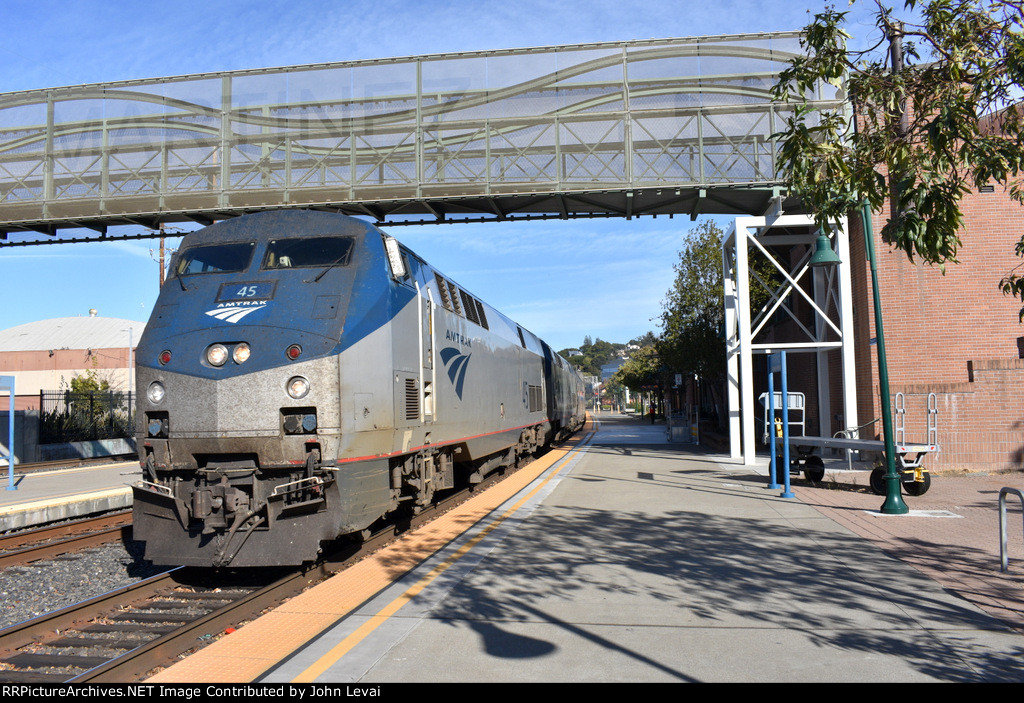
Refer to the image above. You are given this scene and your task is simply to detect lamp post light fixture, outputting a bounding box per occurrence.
[808,232,843,268]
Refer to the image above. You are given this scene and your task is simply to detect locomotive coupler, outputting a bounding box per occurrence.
[192,475,251,535]
[305,448,319,480]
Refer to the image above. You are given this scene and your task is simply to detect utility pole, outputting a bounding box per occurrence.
[159,223,166,287]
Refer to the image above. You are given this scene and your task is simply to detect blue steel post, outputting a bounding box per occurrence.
[780,351,794,498]
[2,376,14,491]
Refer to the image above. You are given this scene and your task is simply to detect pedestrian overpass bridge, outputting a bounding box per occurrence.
[0,31,842,246]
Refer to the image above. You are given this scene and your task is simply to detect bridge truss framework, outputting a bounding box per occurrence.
[0,32,842,245]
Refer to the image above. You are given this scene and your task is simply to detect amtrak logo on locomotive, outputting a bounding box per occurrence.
[205,301,268,324]
[444,329,472,347]
[440,347,471,400]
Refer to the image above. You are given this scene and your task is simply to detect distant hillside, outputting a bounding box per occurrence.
[559,333,655,377]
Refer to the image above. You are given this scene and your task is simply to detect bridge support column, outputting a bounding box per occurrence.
[723,213,858,467]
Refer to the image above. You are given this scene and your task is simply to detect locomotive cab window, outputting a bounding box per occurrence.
[262,236,355,270]
[175,242,255,276]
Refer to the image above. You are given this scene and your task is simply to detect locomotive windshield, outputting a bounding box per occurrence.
[175,242,255,276]
[262,236,354,270]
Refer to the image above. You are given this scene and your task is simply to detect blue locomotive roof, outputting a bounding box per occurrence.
[177,209,377,246]
[138,209,577,382]
[137,210,412,378]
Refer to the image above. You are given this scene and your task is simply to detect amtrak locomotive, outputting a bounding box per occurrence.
[132,210,585,567]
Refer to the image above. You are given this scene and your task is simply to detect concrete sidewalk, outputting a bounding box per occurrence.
[0,460,137,530]
[790,458,1024,636]
[259,412,1024,683]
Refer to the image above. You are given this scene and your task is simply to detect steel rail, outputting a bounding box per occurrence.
[71,473,503,683]
[0,569,185,656]
[5,456,135,475]
[70,568,325,683]
[75,462,517,682]
[0,512,132,569]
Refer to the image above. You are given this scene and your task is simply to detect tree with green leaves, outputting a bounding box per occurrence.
[657,220,783,428]
[655,220,730,428]
[40,368,130,444]
[657,220,726,382]
[69,367,111,395]
[629,332,658,348]
[559,336,626,377]
[613,345,661,392]
[772,0,1024,305]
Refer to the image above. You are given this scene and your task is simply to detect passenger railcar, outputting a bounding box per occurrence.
[132,210,585,567]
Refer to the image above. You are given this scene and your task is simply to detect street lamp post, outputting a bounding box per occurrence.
[808,221,905,513]
[860,202,909,515]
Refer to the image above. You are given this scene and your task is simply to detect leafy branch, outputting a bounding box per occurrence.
[772,0,1024,303]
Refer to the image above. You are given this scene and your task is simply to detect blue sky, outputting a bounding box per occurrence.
[0,0,890,352]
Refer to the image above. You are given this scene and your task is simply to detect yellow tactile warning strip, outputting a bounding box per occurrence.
[147,421,593,683]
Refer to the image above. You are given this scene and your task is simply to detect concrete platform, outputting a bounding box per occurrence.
[148,413,1024,683]
[0,461,138,531]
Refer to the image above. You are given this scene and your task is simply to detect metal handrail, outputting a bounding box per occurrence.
[834,418,881,471]
[999,487,1024,572]
[135,480,173,497]
[270,475,324,497]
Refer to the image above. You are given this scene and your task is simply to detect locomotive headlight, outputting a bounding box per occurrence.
[147,381,166,404]
[232,343,251,364]
[286,376,310,399]
[206,343,228,367]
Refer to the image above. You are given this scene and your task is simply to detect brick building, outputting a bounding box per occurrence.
[848,184,1024,472]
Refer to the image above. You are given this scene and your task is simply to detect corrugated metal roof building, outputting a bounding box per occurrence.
[0,310,145,410]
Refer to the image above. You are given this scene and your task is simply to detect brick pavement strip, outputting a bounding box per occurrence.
[791,470,1024,632]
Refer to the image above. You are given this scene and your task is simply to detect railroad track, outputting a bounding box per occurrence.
[0,512,133,570]
[0,458,519,683]
[0,567,301,683]
[9,455,136,475]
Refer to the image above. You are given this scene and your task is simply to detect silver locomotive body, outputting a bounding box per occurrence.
[132,210,584,567]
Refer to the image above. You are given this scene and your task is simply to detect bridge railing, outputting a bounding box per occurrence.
[0,32,843,242]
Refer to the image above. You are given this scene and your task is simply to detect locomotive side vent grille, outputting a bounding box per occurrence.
[435,273,453,311]
[528,384,543,412]
[475,300,489,329]
[448,282,463,315]
[461,290,480,325]
[405,378,420,420]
